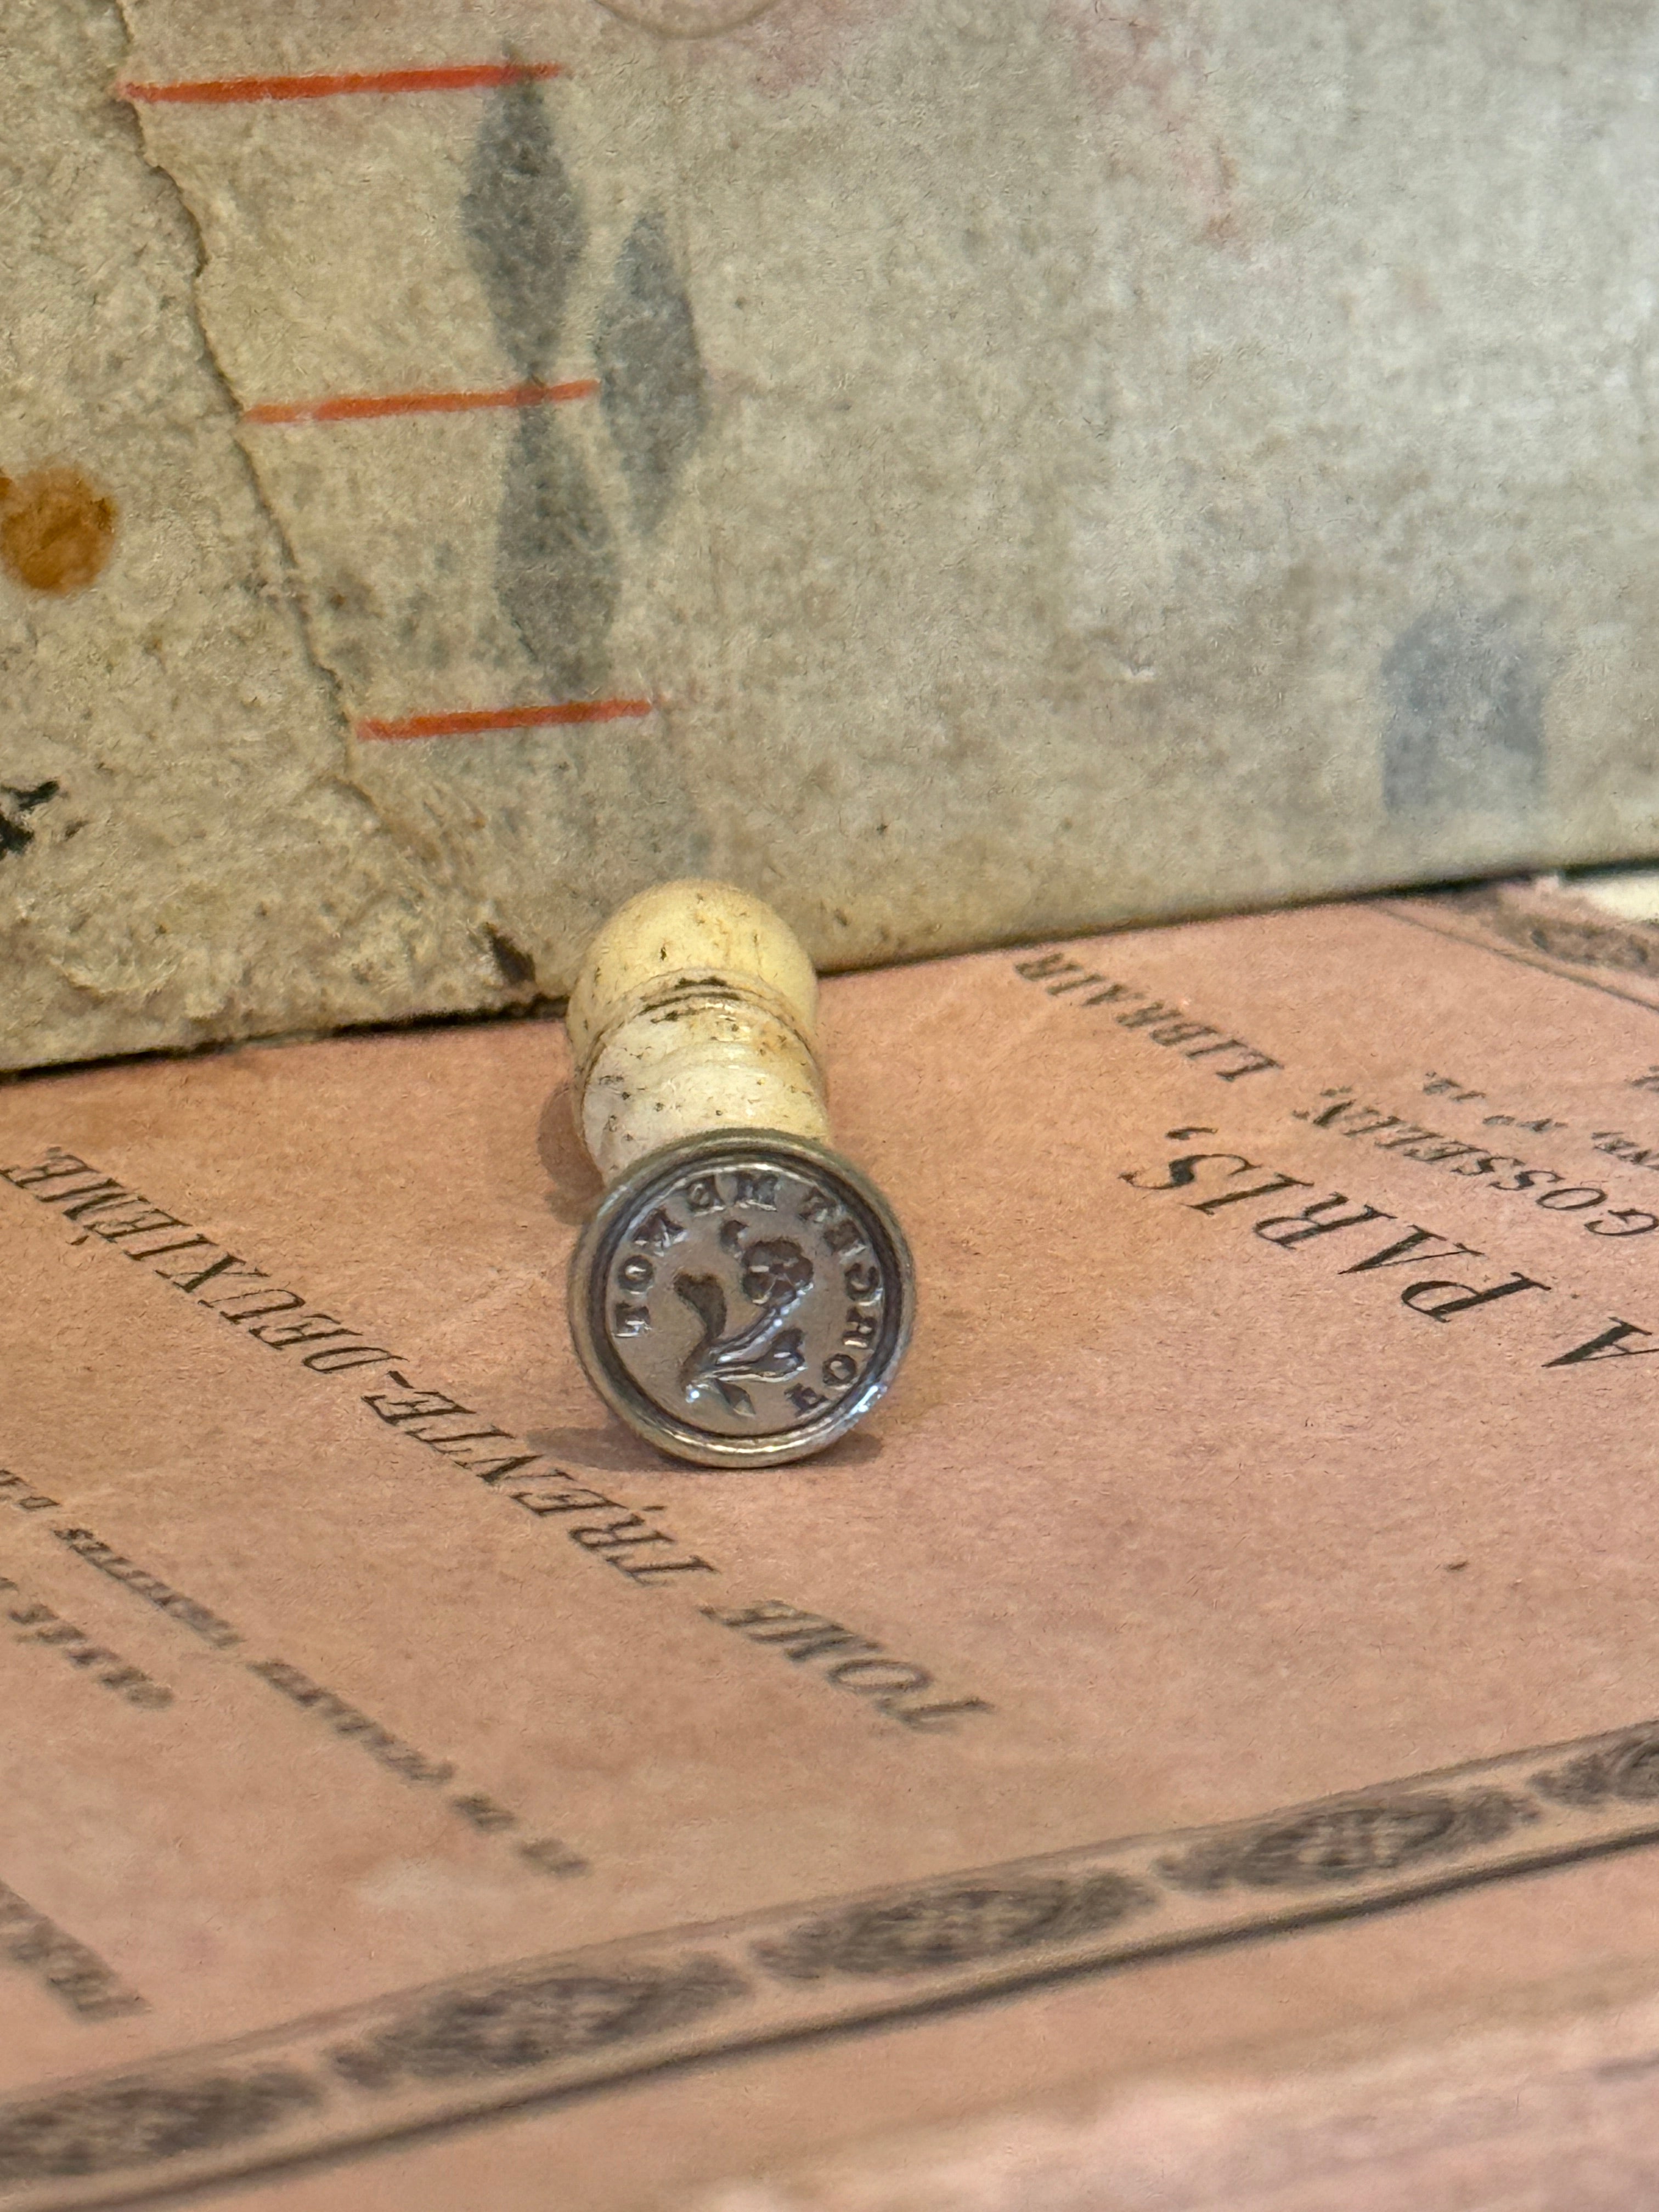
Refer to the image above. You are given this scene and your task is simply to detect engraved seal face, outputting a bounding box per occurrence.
[570,1132,913,1466]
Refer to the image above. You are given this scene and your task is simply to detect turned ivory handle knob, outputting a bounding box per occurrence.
[565,880,914,1467]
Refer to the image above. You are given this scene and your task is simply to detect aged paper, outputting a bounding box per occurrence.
[115,0,1659,961]
[8,898,1659,2205]
[0,6,506,1077]
[12,1,1659,1074]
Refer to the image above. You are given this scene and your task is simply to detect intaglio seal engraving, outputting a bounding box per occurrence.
[563,880,916,1462]
[571,1131,913,1466]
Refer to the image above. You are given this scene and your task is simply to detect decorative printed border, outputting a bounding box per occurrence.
[1384,890,1659,1018]
[8,1718,1659,2209]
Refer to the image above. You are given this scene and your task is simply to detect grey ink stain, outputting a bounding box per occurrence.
[0,780,58,859]
[462,72,619,699]
[596,211,708,533]
[461,70,586,380]
[498,410,618,699]
[1381,607,1544,817]
[484,926,539,990]
[454,71,705,883]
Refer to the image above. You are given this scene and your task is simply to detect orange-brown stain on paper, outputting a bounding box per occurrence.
[0,469,117,594]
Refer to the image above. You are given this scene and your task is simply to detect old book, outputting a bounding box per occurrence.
[8,1,1659,1073]
[5,885,1659,2208]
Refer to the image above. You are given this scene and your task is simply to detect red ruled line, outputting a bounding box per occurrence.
[117,62,563,107]
[357,700,656,742]
[243,379,597,428]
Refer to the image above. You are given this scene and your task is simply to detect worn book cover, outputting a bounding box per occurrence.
[8,0,1659,1071]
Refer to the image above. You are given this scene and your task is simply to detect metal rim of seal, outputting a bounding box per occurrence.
[569,1129,915,1467]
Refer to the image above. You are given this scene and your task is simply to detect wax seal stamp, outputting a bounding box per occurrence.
[566,882,913,1465]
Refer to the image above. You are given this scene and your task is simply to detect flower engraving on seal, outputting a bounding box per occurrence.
[674,1235,814,1417]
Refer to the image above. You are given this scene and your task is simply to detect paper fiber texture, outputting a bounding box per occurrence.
[7,896,1659,2207]
[9,1,1659,1074]
[0,7,505,1075]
